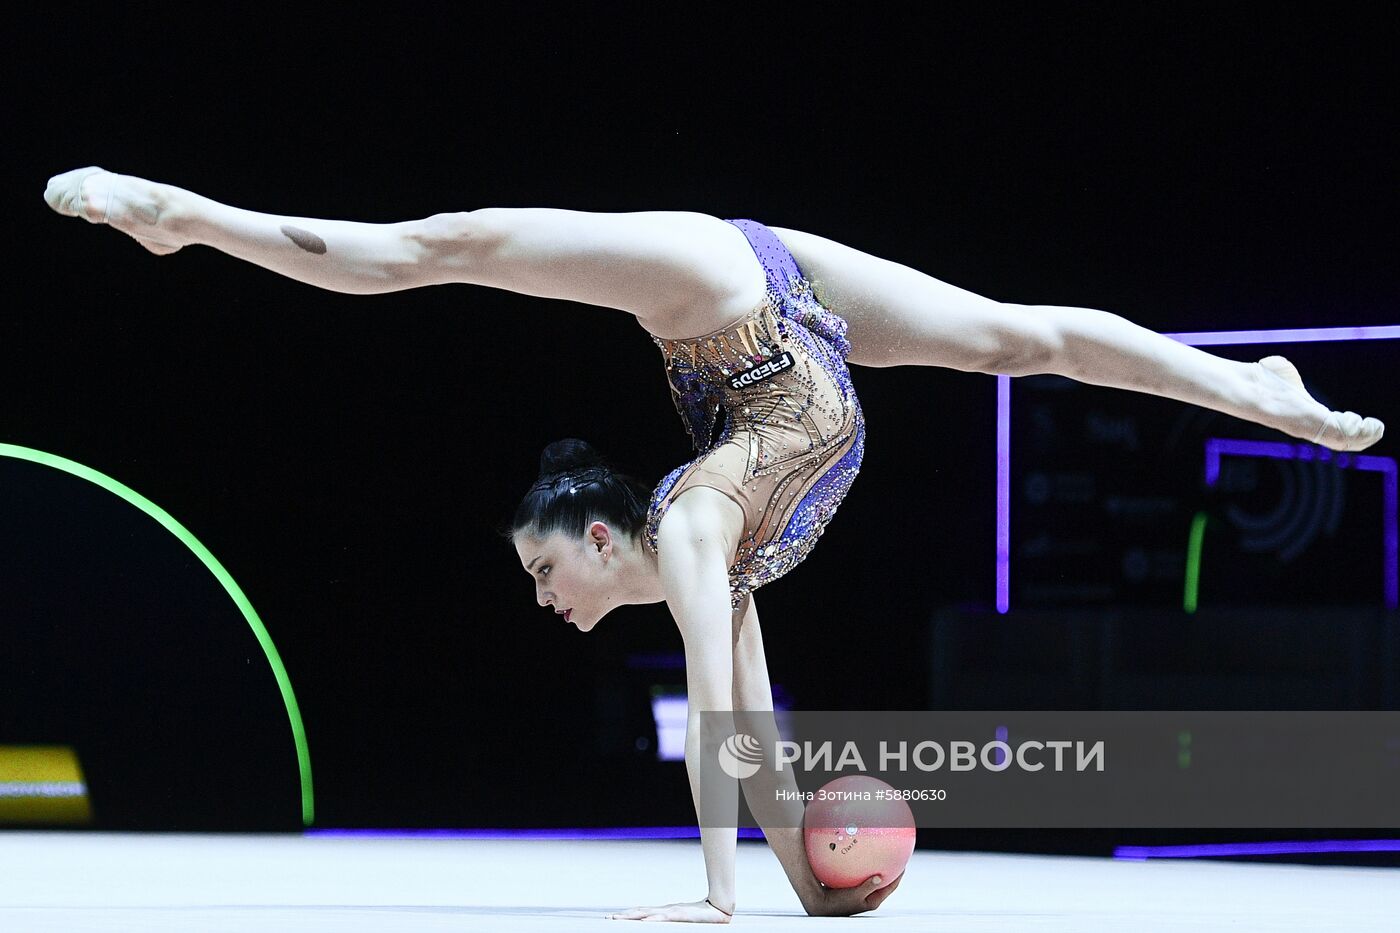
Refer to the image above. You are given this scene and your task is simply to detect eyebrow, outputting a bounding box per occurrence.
[527,556,541,570]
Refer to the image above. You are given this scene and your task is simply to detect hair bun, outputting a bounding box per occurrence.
[539,438,607,479]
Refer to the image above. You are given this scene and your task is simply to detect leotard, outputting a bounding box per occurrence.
[643,219,866,611]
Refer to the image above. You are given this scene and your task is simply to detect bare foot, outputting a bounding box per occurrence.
[1255,355,1385,452]
[44,167,186,255]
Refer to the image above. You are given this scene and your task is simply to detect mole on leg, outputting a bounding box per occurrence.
[280,224,327,255]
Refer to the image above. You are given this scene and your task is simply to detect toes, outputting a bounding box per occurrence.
[1353,416,1385,449]
[44,166,107,220]
[1320,412,1386,451]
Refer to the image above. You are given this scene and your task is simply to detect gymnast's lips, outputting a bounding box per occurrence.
[556,608,573,623]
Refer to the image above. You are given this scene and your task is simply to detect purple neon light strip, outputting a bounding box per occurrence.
[996,324,1400,613]
[997,374,1011,613]
[1115,839,1400,860]
[304,827,767,840]
[1385,461,1398,608]
[1202,438,1363,486]
[1203,439,1398,607]
[1161,324,1400,346]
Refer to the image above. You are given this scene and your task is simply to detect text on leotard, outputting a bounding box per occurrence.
[728,352,794,390]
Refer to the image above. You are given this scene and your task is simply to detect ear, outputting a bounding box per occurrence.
[588,520,612,556]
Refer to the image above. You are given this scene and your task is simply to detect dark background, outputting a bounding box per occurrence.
[3,4,1396,858]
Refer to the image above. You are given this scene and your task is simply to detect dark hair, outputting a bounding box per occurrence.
[507,439,651,543]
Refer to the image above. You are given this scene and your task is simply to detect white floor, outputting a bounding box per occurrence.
[0,832,1396,931]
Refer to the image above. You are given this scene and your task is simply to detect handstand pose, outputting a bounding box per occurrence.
[45,168,1385,922]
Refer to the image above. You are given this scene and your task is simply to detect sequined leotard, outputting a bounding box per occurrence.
[643,219,866,611]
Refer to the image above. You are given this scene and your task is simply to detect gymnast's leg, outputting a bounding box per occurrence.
[771,225,1385,452]
[42,167,756,318]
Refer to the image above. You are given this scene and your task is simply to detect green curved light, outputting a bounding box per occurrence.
[1183,510,1209,615]
[0,442,313,826]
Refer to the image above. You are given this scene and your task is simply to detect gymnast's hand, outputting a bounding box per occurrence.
[607,896,732,923]
[804,870,903,917]
[44,167,188,256]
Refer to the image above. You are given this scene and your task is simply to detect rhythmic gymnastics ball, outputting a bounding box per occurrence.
[803,775,915,889]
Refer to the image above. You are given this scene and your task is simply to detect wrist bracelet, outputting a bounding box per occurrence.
[705,896,733,917]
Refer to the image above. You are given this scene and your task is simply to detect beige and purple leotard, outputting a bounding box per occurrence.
[643,219,866,610]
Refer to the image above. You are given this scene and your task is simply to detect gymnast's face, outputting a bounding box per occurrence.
[514,523,617,633]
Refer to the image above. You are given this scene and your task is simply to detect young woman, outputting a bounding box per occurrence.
[45,168,1385,922]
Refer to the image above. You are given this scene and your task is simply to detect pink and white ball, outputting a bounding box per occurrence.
[803,775,916,889]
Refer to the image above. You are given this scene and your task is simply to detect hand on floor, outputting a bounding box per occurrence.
[607,896,731,922]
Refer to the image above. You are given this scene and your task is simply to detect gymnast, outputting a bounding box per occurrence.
[44,168,1385,922]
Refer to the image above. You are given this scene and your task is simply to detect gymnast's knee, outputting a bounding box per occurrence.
[983,307,1063,376]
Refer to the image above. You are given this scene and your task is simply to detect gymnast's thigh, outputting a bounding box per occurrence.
[460,208,767,326]
[769,224,1056,374]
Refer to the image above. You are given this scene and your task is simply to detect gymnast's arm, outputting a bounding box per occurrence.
[655,492,743,919]
[730,597,902,917]
[42,167,745,317]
